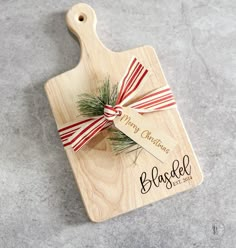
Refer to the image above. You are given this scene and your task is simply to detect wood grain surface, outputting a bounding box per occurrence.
[45,3,203,222]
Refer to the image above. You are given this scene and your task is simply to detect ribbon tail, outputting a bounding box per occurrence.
[58,117,95,147]
[68,116,110,152]
[116,56,149,106]
[128,85,176,113]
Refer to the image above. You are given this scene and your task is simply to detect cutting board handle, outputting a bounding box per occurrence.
[66,3,108,59]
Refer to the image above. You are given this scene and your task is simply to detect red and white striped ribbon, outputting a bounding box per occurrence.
[58,57,176,152]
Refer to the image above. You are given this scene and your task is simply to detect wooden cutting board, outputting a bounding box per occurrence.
[45,3,203,222]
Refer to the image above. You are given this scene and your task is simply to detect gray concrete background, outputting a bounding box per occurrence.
[0,0,235,247]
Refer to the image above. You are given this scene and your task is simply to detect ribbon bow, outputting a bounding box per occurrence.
[58,57,176,152]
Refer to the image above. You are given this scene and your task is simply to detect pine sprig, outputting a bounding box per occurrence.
[77,79,140,154]
[77,78,118,117]
[108,128,137,153]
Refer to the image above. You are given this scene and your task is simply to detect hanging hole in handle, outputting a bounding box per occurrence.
[78,13,87,23]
